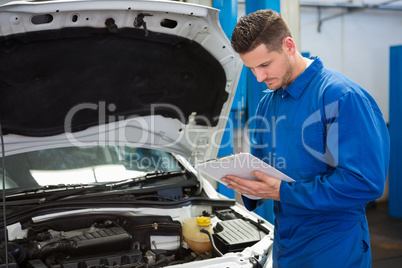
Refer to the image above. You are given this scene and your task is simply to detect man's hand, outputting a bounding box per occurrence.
[221,170,282,201]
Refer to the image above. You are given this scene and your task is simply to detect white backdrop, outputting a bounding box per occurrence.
[300,5,402,123]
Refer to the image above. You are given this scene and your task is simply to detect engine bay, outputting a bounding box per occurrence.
[1,206,271,268]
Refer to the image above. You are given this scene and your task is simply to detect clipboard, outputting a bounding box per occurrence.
[195,152,294,200]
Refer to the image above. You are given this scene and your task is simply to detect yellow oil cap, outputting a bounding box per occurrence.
[196,216,211,226]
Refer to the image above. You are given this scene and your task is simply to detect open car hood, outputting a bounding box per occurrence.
[0,0,243,164]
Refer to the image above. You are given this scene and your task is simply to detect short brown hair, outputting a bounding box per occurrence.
[231,9,292,54]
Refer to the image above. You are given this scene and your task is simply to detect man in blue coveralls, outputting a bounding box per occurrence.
[221,9,390,268]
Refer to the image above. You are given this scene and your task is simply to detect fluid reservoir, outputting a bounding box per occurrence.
[182,216,214,254]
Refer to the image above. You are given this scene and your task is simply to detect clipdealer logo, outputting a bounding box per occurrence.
[62,100,339,168]
[64,102,189,147]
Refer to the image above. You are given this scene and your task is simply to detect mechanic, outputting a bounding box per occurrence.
[221,9,390,268]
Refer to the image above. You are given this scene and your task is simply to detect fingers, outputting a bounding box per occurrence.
[222,175,255,188]
[221,171,282,201]
[253,170,276,181]
[222,171,276,186]
[221,175,260,195]
[224,178,256,196]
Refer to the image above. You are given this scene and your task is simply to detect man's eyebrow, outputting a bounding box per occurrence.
[246,60,271,70]
[256,60,271,68]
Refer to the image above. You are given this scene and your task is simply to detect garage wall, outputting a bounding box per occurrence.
[300,5,402,123]
[188,0,402,123]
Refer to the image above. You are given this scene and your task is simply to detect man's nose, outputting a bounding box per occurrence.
[254,68,267,82]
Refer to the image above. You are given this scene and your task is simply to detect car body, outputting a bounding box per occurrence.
[0,1,274,267]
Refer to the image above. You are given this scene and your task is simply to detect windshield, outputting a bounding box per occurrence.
[0,146,182,190]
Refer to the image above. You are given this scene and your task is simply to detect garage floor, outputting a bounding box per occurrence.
[367,201,402,267]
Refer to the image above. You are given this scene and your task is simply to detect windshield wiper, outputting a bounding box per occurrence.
[3,170,186,203]
[42,170,186,202]
[41,184,109,203]
[109,170,186,187]
[3,184,94,197]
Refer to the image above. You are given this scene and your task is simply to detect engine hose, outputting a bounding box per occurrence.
[199,228,223,257]
[27,240,71,260]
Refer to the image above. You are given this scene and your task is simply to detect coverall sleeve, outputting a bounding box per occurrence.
[279,91,390,214]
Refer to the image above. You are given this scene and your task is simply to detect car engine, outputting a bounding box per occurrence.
[0,208,270,268]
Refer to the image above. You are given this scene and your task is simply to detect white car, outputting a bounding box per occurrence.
[0,1,274,267]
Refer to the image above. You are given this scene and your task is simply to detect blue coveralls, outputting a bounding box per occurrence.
[243,57,390,268]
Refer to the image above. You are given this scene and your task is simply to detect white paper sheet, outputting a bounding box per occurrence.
[195,153,294,200]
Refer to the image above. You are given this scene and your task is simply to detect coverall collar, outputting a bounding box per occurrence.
[282,56,323,99]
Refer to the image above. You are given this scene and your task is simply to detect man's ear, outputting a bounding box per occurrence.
[282,37,296,55]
